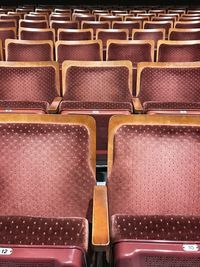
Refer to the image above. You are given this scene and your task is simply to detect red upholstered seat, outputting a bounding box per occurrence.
[60,60,133,163]
[134,62,200,115]
[19,28,55,42]
[0,62,60,114]
[106,115,200,267]
[157,40,200,62]
[169,29,200,41]
[0,114,96,267]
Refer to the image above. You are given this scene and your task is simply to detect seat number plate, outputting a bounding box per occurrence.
[183,244,199,252]
[0,248,13,255]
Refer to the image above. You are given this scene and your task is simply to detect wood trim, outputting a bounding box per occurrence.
[48,96,62,114]
[175,20,200,27]
[55,39,103,61]
[61,60,133,97]
[169,27,200,40]
[0,40,3,61]
[0,61,60,96]
[24,14,48,20]
[19,19,49,28]
[136,61,200,96]
[108,114,200,176]
[92,185,110,250]
[144,20,173,29]
[106,39,155,63]
[132,97,143,113]
[5,39,54,61]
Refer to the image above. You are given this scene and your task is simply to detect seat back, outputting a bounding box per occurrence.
[62,60,132,102]
[5,39,54,61]
[81,21,111,36]
[157,40,200,62]
[112,21,142,37]
[19,19,49,28]
[50,21,78,36]
[144,21,173,35]
[0,27,16,48]
[99,15,123,22]
[169,28,200,40]
[0,19,16,28]
[58,29,93,41]
[19,28,55,42]
[108,115,200,217]
[24,14,48,20]
[0,114,96,220]
[175,21,200,28]
[0,61,60,102]
[132,29,165,46]
[96,29,128,48]
[49,14,71,21]
[136,62,200,104]
[56,40,103,64]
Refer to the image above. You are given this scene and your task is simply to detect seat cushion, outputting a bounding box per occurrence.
[111,214,200,243]
[59,101,133,113]
[0,216,88,251]
[143,101,200,115]
[0,101,49,114]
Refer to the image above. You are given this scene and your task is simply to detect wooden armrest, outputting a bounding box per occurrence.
[48,97,62,114]
[132,97,144,114]
[92,185,110,251]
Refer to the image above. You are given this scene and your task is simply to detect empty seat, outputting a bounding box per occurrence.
[96,29,128,59]
[133,62,200,115]
[175,21,200,28]
[178,16,200,21]
[0,61,61,114]
[73,14,95,27]
[50,21,78,36]
[125,16,149,27]
[5,39,54,61]
[55,40,103,65]
[107,40,154,95]
[81,21,111,36]
[169,28,200,40]
[144,21,173,36]
[0,14,21,24]
[49,13,71,21]
[132,28,165,47]
[24,14,48,20]
[157,40,200,62]
[112,21,141,38]
[58,29,93,41]
[97,114,200,267]
[0,113,96,267]
[168,9,186,15]
[19,28,55,42]
[99,15,123,22]
[19,19,49,28]
[0,27,16,48]
[0,19,16,28]
[60,60,133,163]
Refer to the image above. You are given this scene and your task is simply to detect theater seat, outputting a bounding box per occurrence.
[0,61,61,114]
[0,114,96,267]
[93,115,200,267]
[60,60,133,163]
[133,62,200,115]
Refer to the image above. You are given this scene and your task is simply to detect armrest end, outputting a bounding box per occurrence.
[48,97,62,114]
[92,185,110,251]
[132,97,144,114]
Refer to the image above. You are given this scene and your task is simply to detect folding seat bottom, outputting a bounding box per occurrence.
[60,101,133,163]
[143,101,200,115]
[0,216,88,267]
[0,101,49,114]
[111,214,200,267]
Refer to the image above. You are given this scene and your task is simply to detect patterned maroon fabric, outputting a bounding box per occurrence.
[0,123,95,220]
[0,66,59,104]
[108,124,200,216]
[113,22,140,36]
[82,22,110,35]
[20,30,54,41]
[20,20,48,29]
[0,20,16,28]
[0,100,48,112]
[138,67,200,105]
[107,43,153,65]
[143,101,200,113]
[56,43,101,64]
[58,31,92,41]
[111,215,200,243]
[170,30,200,40]
[7,43,52,61]
[60,101,133,112]
[97,31,128,47]
[133,31,164,46]
[175,22,200,28]
[144,22,172,34]
[25,15,47,20]
[158,43,200,62]
[63,66,132,103]
[0,216,88,251]
[0,29,15,48]
[51,21,78,34]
